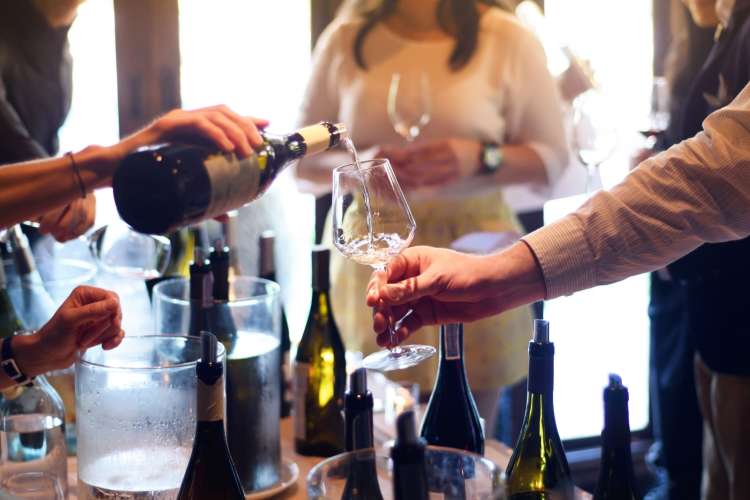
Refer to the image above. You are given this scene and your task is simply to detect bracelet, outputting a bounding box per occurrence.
[1,337,34,388]
[67,151,87,198]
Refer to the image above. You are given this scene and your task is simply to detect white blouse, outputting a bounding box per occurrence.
[297,9,569,202]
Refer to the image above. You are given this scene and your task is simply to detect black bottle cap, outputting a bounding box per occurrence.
[311,245,330,291]
[259,230,276,277]
[209,239,230,301]
[201,331,217,366]
[533,319,549,343]
[190,247,213,301]
[349,367,368,396]
[198,331,222,384]
[396,410,419,447]
[603,373,631,440]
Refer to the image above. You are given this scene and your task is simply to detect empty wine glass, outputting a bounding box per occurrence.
[332,159,435,371]
[17,220,171,280]
[572,89,618,192]
[388,71,431,142]
[639,76,670,146]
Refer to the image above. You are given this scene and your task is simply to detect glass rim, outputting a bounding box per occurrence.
[152,275,281,306]
[333,158,391,175]
[77,334,225,370]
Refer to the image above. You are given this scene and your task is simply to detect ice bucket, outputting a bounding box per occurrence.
[153,276,282,493]
[75,335,225,499]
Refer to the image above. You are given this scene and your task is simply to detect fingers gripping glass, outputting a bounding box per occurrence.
[332,159,435,371]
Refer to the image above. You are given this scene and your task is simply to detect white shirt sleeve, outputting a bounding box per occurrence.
[522,82,750,299]
[504,27,569,187]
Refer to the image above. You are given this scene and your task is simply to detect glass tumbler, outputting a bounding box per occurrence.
[76,335,225,499]
[152,276,282,494]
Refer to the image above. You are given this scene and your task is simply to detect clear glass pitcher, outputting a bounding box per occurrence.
[75,335,225,499]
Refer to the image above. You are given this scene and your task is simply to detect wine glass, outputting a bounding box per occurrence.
[639,76,670,145]
[572,89,618,192]
[387,71,431,142]
[332,159,435,371]
[16,220,171,280]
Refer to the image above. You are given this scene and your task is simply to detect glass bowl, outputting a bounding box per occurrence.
[307,446,505,499]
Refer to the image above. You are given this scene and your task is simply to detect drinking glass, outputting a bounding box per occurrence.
[332,159,435,371]
[387,71,431,142]
[572,89,618,192]
[0,472,64,499]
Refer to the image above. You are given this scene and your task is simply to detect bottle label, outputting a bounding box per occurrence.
[293,362,310,440]
[197,378,224,422]
[204,153,262,219]
[298,124,332,155]
[445,326,461,361]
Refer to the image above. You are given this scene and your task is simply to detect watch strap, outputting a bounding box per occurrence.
[1,337,34,387]
[479,142,503,175]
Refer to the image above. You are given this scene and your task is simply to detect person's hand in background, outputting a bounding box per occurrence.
[389,138,481,189]
[37,195,96,242]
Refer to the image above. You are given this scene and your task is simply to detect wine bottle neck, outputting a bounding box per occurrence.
[527,341,554,395]
[345,393,374,451]
[197,375,224,423]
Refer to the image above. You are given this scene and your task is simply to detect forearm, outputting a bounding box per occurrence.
[0,146,116,229]
[490,144,549,186]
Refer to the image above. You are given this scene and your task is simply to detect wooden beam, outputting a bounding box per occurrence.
[114,0,181,137]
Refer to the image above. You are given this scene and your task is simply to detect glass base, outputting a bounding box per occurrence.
[361,345,436,372]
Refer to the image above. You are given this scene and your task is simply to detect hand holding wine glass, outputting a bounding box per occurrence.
[388,71,431,143]
[332,158,435,371]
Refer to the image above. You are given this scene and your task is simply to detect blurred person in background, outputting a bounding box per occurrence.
[632,1,717,498]
[294,0,568,440]
[0,0,94,242]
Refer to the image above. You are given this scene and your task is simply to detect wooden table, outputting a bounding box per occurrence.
[68,417,591,499]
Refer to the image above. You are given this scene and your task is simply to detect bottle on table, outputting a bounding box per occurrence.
[391,410,429,500]
[259,231,293,418]
[421,323,484,455]
[177,332,244,500]
[6,225,56,331]
[593,374,639,500]
[0,263,24,337]
[113,122,347,234]
[0,369,68,498]
[293,246,346,457]
[342,367,384,500]
[187,247,213,336]
[505,319,574,499]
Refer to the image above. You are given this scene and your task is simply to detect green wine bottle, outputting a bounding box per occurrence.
[593,374,639,500]
[505,320,574,499]
[0,264,24,338]
[177,332,244,500]
[293,246,346,457]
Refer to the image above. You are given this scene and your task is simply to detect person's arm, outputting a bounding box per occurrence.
[368,82,750,338]
[0,285,123,389]
[0,106,266,229]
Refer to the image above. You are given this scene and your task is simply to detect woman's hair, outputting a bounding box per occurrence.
[352,0,508,71]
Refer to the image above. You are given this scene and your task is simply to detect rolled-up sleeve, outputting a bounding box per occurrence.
[523,83,750,299]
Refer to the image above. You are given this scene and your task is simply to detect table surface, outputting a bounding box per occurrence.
[68,416,591,499]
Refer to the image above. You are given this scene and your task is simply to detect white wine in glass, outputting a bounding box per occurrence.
[332,159,435,371]
[388,71,431,142]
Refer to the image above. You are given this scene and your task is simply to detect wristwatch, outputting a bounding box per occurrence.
[479,142,504,175]
[1,337,34,387]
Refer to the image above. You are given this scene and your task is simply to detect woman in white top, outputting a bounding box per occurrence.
[295,0,568,427]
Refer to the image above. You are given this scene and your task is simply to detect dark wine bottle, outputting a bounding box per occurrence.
[7,225,55,331]
[342,368,384,500]
[188,248,213,336]
[113,122,347,234]
[208,240,238,343]
[391,410,429,500]
[506,320,573,499]
[177,332,244,500]
[421,323,484,454]
[0,264,24,338]
[293,246,346,457]
[593,375,639,500]
[259,231,292,418]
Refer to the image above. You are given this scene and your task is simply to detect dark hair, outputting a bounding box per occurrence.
[353,0,505,71]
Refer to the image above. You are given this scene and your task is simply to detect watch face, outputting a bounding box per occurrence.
[483,145,503,170]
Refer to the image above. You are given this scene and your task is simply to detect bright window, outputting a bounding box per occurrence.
[544,0,653,441]
[179,1,315,336]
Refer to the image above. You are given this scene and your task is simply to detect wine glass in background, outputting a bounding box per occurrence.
[332,159,435,371]
[17,220,171,280]
[572,89,618,193]
[639,76,671,145]
[388,71,431,142]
